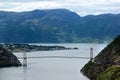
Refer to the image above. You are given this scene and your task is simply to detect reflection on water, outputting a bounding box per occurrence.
[23,67,27,80]
[0,43,107,80]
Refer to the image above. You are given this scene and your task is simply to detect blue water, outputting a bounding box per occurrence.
[0,43,107,80]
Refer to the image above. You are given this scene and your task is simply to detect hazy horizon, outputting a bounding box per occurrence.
[0,8,120,17]
[0,0,120,16]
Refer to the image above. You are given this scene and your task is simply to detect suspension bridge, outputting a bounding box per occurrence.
[18,48,94,66]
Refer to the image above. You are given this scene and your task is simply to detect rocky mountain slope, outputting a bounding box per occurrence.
[0,46,21,68]
[81,35,120,80]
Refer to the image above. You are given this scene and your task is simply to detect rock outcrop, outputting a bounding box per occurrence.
[81,35,120,80]
[0,46,21,68]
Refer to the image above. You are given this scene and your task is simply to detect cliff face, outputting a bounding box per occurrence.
[94,35,120,65]
[81,35,120,80]
[0,46,21,68]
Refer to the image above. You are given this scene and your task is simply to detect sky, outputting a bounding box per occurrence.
[0,0,120,16]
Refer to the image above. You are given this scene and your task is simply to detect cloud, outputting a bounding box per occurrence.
[0,0,51,2]
[0,1,60,11]
[0,0,120,16]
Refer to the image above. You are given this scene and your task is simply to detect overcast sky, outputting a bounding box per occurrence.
[0,0,120,16]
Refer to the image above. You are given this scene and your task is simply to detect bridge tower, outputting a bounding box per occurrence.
[23,51,27,66]
[90,48,94,61]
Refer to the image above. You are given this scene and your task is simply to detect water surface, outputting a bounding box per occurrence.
[0,43,107,80]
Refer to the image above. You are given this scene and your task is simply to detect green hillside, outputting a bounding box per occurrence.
[0,9,120,43]
[81,35,120,80]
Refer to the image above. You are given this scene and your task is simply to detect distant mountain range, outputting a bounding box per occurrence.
[0,9,120,43]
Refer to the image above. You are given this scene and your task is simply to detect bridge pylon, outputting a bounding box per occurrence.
[90,48,94,61]
[23,51,27,66]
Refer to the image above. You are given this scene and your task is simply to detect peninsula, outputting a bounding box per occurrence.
[0,44,78,52]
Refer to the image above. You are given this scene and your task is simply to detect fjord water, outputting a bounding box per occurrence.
[0,43,106,80]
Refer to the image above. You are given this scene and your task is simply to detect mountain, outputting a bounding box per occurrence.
[0,9,120,43]
[81,35,120,80]
[0,46,21,68]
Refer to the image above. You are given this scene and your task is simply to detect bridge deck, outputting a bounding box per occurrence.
[18,56,90,59]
